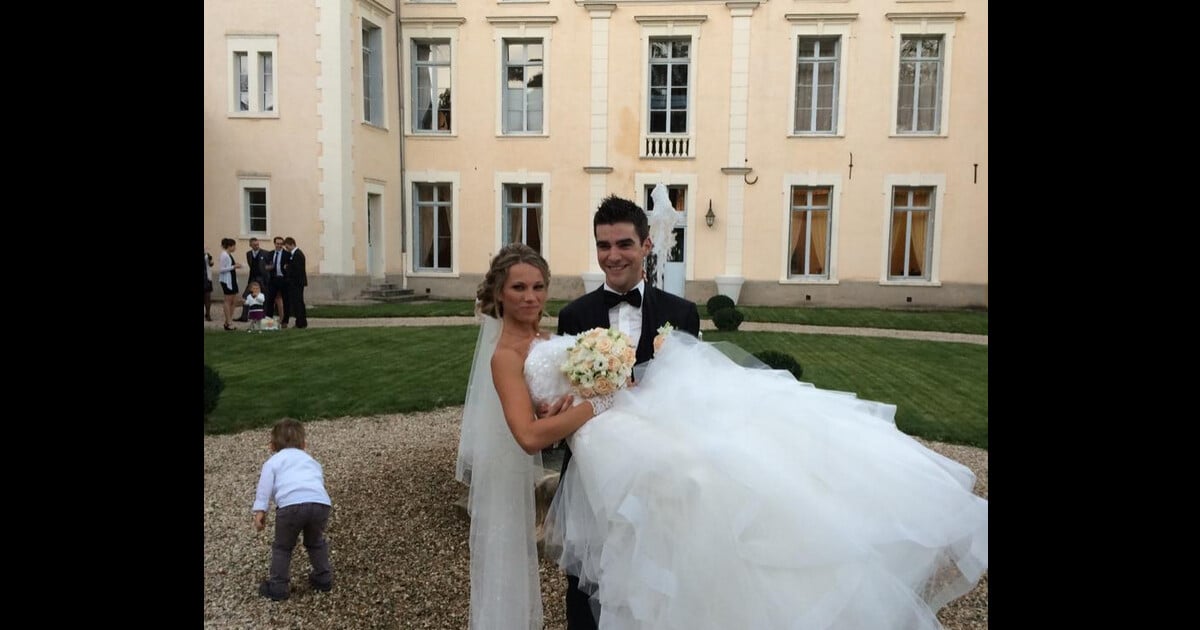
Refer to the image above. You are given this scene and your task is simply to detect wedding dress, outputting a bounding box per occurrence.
[529,331,988,630]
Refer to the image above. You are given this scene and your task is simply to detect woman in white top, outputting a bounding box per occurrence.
[217,238,243,331]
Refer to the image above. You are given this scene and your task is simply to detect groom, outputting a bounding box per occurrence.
[554,194,701,629]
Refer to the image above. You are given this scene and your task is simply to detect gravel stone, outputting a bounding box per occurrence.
[205,409,987,629]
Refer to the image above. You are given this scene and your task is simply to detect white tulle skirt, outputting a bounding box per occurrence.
[542,333,987,630]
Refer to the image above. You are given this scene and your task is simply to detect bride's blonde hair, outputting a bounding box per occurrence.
[476,243,551,319]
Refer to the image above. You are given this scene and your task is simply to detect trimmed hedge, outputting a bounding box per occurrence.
[705,294,735,317]
[752,349,804,380]
[712,307,745,331]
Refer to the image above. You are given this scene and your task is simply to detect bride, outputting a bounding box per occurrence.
[456,243,988,630]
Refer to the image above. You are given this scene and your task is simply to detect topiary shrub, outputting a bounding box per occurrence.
[204,364,225,421]
[752,349,804,380]
[706,294,736,317]
[712,307,745,331]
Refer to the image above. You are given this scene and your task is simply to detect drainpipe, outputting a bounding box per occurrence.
[395,7,408,291]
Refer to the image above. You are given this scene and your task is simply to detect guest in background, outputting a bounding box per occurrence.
[237,237,269,322]
[218,238,243,331]
[282,237,308,329]
[265,236,290,328]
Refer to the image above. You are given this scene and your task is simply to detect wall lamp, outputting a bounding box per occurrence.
[705,200,716,227]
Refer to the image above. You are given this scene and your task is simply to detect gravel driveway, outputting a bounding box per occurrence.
[204,408,988,629]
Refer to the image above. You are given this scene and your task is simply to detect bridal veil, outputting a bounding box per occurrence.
[456,314,544,630]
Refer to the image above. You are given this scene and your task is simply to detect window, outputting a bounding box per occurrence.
[362,20,384,126]
[502,185,543,252]
[638,16,704,158]
[896,36,943,134]
[788,187,831,278]
[503,40,544,134]
[413,40,452,132]
[888,186,935,279]
[648,38,690,134]
[795,37,839,134]
[887,13,960,136]
[238,178,270,235]
[413,183,453,270]
[227,36,278,116]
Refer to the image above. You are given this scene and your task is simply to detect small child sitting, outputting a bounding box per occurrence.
[253,418,334,600]
[244,282,267,332]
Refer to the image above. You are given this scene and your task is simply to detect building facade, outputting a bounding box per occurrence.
[204,0,988,308]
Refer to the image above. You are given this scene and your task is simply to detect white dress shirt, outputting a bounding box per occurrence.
[604,279,645,344]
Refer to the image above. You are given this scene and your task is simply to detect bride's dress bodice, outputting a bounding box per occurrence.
[524,335,576,407]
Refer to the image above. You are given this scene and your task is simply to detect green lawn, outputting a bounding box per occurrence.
[204,326,987,449]
[308,300,987,335]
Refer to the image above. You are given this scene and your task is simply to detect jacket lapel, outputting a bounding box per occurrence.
[635,287,658,364]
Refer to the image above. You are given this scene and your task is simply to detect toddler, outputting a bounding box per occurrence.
[252,418,334,600]
[245,281,266,332]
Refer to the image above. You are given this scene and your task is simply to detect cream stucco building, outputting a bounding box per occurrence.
[204,0,987,308]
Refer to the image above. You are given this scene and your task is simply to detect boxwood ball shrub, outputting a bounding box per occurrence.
[712,307,745,331]
[706,294,735,317]
[204,364,225,420]
[752,349,804,380]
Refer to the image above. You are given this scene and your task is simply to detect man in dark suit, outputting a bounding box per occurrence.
[236,237,270,322]
[265,235,291,326]
[282,237,308,329]
[553,194,701,630]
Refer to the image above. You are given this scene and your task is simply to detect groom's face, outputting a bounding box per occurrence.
[595,222,650,294]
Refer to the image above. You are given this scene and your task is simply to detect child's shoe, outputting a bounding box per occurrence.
[258,581,289,601]
[309,576,333,592]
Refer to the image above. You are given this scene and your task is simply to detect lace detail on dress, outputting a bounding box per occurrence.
[524,335,575,407]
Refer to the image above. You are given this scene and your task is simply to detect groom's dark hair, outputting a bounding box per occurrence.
[594,195,650,242]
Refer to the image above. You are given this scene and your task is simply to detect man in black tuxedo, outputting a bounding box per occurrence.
[265,235,291,326]
[553,194,701,630]
[236,237,270,322]
[281,237,308,329]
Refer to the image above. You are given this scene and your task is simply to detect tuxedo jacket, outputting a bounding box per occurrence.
[267,248,291,283]
[245,248,269,283]
[284,248,308,287]
[556,284,701,365]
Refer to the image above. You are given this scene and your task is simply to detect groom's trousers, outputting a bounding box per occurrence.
[566,574,600,630]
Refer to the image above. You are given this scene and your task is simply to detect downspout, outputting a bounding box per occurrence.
[395,5,408,290]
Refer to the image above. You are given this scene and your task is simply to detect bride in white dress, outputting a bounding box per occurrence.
[457,244,988,630]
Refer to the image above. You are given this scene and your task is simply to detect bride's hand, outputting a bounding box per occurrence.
[538,394,574,418]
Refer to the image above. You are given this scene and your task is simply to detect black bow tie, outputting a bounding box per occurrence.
[604,288,642,308]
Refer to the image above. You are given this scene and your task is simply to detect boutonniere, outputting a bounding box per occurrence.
[652,322,675,355]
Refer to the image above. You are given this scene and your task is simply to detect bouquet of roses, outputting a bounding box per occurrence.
[560,327,637,398]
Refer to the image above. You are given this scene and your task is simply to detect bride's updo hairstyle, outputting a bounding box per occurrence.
[476,242,551,318]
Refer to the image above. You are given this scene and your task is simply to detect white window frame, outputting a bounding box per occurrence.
[238,177,271,238]
[886,12,962,137]
[227,36,278,118]
[780,173,841,284]
[879,173,945,285]
[361,16,387,128]
[400,19,462,136]
[404,169,460,277]
[637,16,705,159]
[489,17,556,137]
[786,14,856,137]
[634,172,697,281]
[494,171,551,258]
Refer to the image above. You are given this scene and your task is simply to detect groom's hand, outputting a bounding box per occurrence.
[538,394,574,418]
